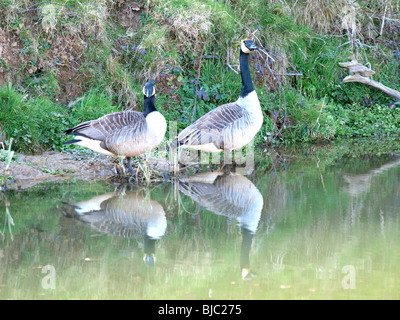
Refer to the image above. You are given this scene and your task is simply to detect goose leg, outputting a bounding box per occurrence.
[125,157,134,175]
[221,163,232,172]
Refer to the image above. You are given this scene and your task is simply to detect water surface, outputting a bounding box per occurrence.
[1,139,400,300]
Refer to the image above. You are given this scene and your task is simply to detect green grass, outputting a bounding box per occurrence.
[67,88,119,124]
[0,84,68,152]
[0,84,121,153]
[326,102,400,138]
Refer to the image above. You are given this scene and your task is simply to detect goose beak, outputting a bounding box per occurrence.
[143,81,155,97]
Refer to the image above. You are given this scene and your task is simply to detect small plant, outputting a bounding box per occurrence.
[1,138,15,170]
[325,102,400,138]
[40,167,75,175]
[0,84,71,152]
[137,159,151,186]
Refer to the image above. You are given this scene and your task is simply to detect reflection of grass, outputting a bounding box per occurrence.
[0,139,15,238]
[1,193,14,240]
[1,138,15,188]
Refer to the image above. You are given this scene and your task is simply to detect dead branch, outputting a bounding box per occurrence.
[226,47,238,74]
[339,59,375,77]
[339,59,400,101]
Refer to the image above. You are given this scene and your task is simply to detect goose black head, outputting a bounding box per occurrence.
[240,38,259,53]
[143,80,156,98]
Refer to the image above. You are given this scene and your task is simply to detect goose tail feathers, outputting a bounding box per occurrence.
[62,138,81,145]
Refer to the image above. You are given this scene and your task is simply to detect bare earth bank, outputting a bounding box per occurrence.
[1,151,115,189]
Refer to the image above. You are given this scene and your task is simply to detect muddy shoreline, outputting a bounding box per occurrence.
[1,149,178,190]
[1,151,116,190]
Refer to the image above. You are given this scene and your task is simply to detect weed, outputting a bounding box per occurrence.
[40,167,75,175]
[325,102,400,138]
[137,159,151,186]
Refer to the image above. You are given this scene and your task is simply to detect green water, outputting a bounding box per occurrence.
[1,139,400,300]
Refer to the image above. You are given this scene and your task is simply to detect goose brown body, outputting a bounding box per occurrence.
[62,82,166,172]
[176,92,262,152]
[64,110,165,157]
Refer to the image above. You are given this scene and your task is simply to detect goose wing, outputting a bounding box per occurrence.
[99,120,147,156]
[64,111,144,142]
[179,180,239,214]
[177,103,246,149]
[179,173,263,233]
[65,192,166,239]
[179,173,249,217]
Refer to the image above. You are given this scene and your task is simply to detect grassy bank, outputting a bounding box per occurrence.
[0,0,399,154]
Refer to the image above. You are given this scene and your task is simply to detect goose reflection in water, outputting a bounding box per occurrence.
[61,188,167,266]
[178,171,263,280]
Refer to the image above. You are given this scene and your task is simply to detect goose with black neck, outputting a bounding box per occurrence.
[170,35,263,155]
[62,81,167,174]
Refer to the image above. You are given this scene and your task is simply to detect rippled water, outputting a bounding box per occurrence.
[1,140,400,300]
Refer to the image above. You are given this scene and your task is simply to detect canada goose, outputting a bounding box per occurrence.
[178,171,263,279]
[169,36,262,156]
[61,189,167,266]
[63,81,167,174]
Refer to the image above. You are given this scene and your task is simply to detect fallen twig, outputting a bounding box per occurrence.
[339,59,400,101]
[343,74,400,101]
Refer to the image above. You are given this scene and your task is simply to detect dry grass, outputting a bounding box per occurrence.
[131,1,215,88]
[151,1,213,53]
[287,0,360,34]
[170,6,212,41]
